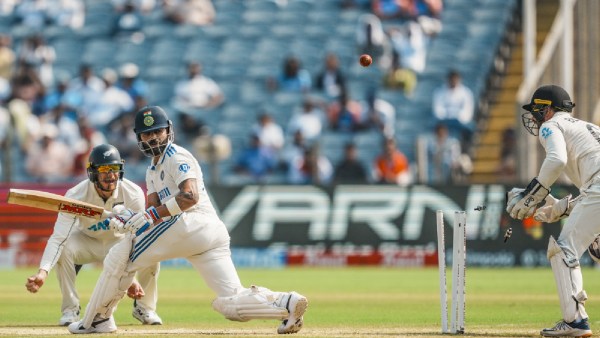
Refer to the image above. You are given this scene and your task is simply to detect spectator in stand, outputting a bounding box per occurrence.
[280,130,306,171]
[18,34,56,88]
[288,144,333,185]
[432,69,475,151]
[14,0,49,29]
[252,113,284,153]
[0,104,8,177]
[400,0,443,35]
[388,21,427,74]
[47,0,85,29]
[117,62,147,101]
[67,63,105,118]
[424,123,462,184]
[112,1,145,42]
[162,0,216,26]
[0,34,15,80]
[15,0,85,29]
[106,110,143,163]
[371,0,404,20]
[333,142,368,184]
[39,89,83,150]
[71,117,108,179]
[356,13,392,68]
[372,137,411,186]
[25,124,73,182]
[496,127,518,183]
[0,0,18,15]
[360,89,396,138]
[112,0,156,13]
[287,98,324,143]
[267,56,311,93]
[87,68,134,129]
[327,88,363,132]
[172,61,224,113]
[233,134,277,183]
[382,51,416,96]
[314,52,346,100]
[8,62,45,151]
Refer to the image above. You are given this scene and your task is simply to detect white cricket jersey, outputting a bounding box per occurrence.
[145,143,219,219]
[39,179,146,272]
[537,112,600,189]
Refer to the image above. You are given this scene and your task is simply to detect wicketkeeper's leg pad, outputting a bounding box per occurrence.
[547,236,588,322]
[212,285,289,322]
[81,236,136,328]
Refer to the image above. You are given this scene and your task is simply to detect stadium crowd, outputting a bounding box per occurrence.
[0,0,479,186]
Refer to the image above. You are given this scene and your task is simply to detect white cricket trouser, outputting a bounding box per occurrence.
[127,212,243,297]
[558,183,600,260]
[555,183,600,319]
[56,229,160,313]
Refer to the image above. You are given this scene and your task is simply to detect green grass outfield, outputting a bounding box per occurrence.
[2,267,600,337]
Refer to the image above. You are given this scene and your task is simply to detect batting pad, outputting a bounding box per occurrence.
[82,235,136,328]
[212,285,288,321]
[547,236,588,322]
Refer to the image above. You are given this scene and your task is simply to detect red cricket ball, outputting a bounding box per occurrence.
[359,54,372,67]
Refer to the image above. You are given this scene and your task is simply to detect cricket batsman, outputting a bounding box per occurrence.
[67,106,307,334]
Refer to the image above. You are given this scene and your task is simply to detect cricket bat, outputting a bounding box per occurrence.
[7,188,111,220]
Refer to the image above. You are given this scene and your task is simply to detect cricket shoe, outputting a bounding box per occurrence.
[540,318,592,337]
[58,307,80,326]
[67,316,117,334]
[132,301,163,325]
[277,292,308,334]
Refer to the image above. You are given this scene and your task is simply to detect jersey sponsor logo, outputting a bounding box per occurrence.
[179,163,190,173]
[158,187,171,200]
[87,219,111,232]
[541,127,552,139]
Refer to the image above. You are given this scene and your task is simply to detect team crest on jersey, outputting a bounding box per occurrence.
[179,163,190,173]
[160,170,165,180]
[541,127,553,139]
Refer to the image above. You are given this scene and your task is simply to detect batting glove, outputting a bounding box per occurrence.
[109,205,136,234]
[125,207,160,236]
[506,178,550,220]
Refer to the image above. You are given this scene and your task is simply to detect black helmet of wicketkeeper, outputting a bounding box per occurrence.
[133,105,174,157]
[87,144,124,184]
[521,84,575,136]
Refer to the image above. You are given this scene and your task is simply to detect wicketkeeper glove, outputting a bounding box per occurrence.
[124,207,160,236]
[534,194,582,223]
[506,177,551,220]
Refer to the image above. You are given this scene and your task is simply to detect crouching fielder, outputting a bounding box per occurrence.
[68,106,307,335]
[506,85,600,338]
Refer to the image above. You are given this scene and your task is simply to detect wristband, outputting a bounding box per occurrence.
[146,206,160,222]
[165,198,183,216]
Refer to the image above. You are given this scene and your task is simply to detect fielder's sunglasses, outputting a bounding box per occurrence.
[96,164,122,173]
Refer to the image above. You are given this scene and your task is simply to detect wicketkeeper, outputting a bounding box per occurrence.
[506,85,599,337]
